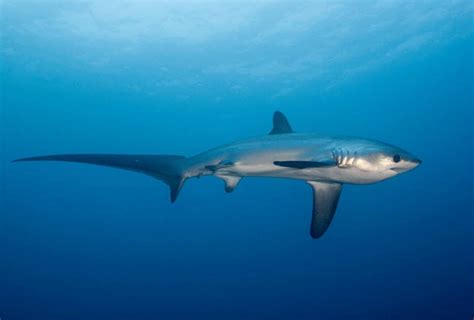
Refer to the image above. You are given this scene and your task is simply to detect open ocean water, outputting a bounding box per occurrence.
[1,1,473,319]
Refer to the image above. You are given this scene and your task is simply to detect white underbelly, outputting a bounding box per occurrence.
[217,161,386,184]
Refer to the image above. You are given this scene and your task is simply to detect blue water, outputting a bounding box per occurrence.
[1,2,473,319]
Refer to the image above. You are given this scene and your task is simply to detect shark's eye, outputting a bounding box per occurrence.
[393,154,401,163]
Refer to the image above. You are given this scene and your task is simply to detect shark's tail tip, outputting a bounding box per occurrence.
[12,157,37,163]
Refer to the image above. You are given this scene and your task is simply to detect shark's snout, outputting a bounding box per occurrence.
[391,156,421,173]
[408,157,422,169]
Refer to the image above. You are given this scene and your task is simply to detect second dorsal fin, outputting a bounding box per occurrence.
[269,111,294,135]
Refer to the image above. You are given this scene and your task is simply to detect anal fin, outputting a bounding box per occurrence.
[217,175,241,193]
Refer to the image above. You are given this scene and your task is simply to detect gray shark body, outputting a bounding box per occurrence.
[14,111,421,238]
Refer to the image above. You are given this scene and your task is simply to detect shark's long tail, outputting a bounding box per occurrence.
[13,154,190,203]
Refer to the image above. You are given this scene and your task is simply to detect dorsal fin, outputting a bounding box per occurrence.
[269,111,294,135]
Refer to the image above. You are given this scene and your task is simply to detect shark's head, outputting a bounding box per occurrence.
[343,139,421,184]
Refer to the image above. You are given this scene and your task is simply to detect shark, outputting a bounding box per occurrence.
[14,111,421,238]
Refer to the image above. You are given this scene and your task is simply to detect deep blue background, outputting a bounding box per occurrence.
[1,2,473,319]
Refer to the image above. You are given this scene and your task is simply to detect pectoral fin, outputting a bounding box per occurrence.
[307,181,342,239]
[273,160,336,169]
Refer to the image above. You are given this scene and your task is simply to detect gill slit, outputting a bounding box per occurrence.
[332,148,356,168]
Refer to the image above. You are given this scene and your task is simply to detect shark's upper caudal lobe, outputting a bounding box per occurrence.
[14,111,421,239]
